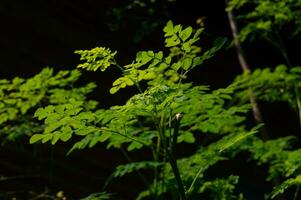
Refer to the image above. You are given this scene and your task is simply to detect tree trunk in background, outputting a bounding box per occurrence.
[226,8,269,140]
[226,5,288,200]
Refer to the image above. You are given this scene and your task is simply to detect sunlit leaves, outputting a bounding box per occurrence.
[110,76,135,94]
[178,131,195,143]
[179,27,193,42]
[75,47,117,71]
[71,21,226,95]
[163,20,175,37]
[0,68,90,142]
[110,50,167,93]
[233,65,301,107]
[163,20,203,50]
[31,99,100,145]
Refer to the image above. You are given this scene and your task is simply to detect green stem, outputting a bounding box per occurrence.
[100,127,151,148]
[152,146,159,200]
[187,167,203,195]
[112,59,125,72]
[168,113,187,200]
[155,135,161,199]
[112,59,144,93]
[274,30,291,67]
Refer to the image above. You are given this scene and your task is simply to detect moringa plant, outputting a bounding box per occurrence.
[25,21,262,199]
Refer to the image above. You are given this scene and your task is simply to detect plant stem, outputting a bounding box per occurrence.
[112,59,125,72]
[100,127,151,148]
[168,113,187,200]
[274,30,292,67]
[153,136,161,199]
[187,167,203,195]
[112,59,144,93]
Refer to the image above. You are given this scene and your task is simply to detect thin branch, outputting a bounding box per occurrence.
[187,167,203,195]
[112,59,144,94]
[100,127,151,148]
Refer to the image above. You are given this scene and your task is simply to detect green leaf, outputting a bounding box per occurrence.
[136,51,153,64]
[192,57,202,67]
[29,134,44,144]
[34,106,55,120]
[218,124,262,152]
[164,56,172,65]
[75,47,116,72]
[183,132,195,143]
[193,28,204,40]
[99,132,112,142]
[60,132,72,142]
[182,42,191,52]
[179,27,193,42]
[182,58,193,70]
[61,126,72,134]
[51,135,60,145]
[290,66,301,74]
[165,35,181,47]
[174,24,182,33]
[163,20,174,37]
[171,62,182,71]
[41,134,53,143]
[109,86,119,94]
[213,37,227,49]
[112,78,124,86]
[127,141,143,151]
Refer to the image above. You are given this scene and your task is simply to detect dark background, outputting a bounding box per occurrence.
[0,0,300,199]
